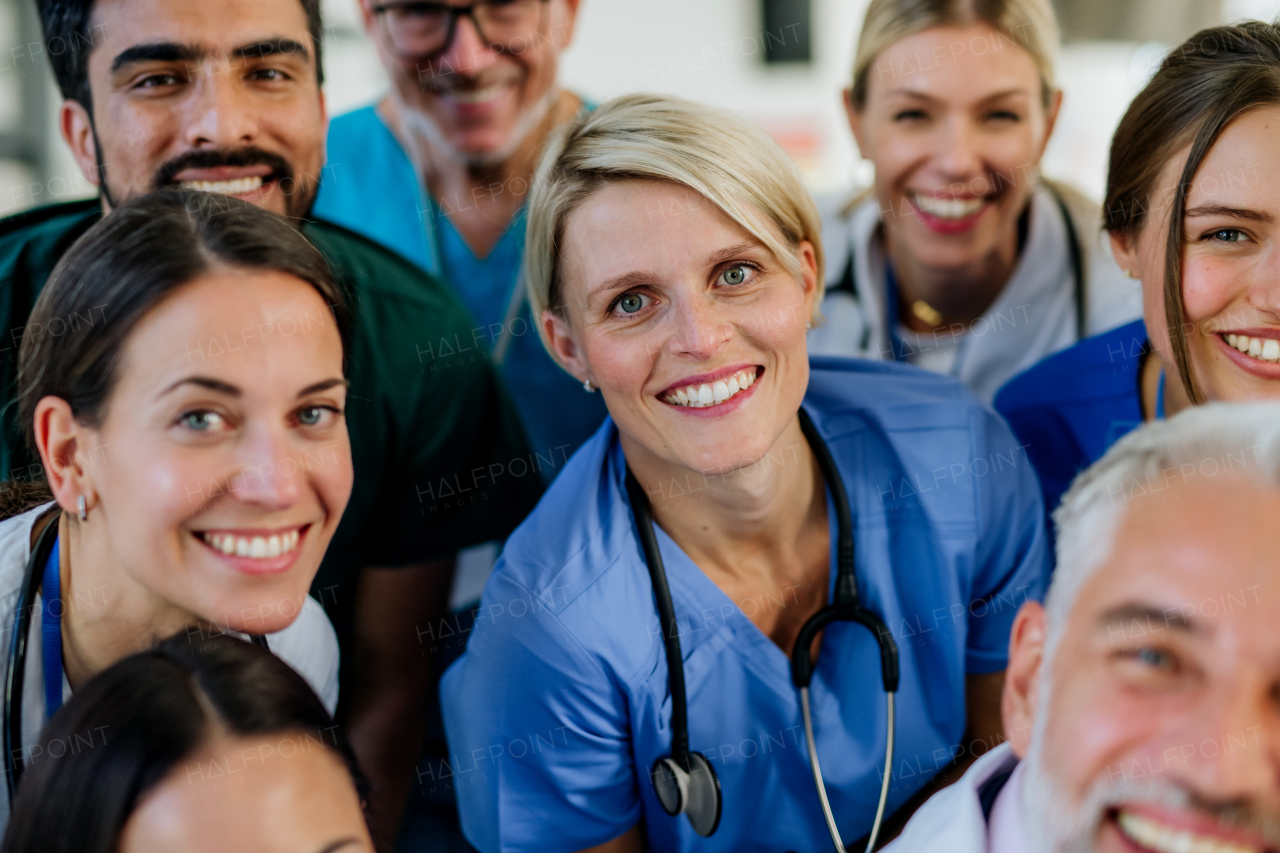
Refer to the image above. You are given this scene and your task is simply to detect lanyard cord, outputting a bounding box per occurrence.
[40,537,63,717]
[5,511,60,802]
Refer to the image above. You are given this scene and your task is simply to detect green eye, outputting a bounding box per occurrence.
[298,407,323,426]
[618,294,644,314]
[723,267,747,285]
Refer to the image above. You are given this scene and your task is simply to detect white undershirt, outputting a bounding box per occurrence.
[897,323,962,375]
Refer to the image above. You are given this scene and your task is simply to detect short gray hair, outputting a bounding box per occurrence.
[1045,402,1280,654]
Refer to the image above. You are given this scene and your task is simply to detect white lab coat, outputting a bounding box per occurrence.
[882,742,1020,853]
[807,183,1143,402]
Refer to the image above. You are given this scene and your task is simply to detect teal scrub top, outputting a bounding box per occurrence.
[314,105,607,474]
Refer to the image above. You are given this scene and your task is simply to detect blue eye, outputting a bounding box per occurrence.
[180,411,225,431]
[297,406,339,427]
[1135,647,1171,668]
[1208,228,1248,243]
[618,294,644,313]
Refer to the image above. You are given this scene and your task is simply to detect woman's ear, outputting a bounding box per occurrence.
[1002,601,1047,759]
[842,88,869,157]
[1039,89,1065,158]
[33,396,99,516]
[1109,231,1140,282]
[797,239,820,319]
[542,307,591,386]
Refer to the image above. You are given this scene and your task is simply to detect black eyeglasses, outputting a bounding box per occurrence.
[370,0,549,63]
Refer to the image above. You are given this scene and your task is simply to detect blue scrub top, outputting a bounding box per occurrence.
[994,319,1151,550]
[441,357,1050,853]
[313,106,608,476]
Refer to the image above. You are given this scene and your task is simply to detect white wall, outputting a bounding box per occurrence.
[3,0,1280,214]
[318,0,1280,201]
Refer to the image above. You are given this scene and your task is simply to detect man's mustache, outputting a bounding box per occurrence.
[153,148,294,190]
[1080,777,1280,850]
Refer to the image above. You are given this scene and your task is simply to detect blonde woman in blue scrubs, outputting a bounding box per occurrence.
[442,94,1050,853]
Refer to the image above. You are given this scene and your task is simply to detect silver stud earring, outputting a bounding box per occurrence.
[77,495,87,522]
[583,379,595,393]
[806,321,813,331]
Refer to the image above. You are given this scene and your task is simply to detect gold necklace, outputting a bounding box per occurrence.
[909,299,944,328]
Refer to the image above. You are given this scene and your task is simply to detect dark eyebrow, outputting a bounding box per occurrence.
[1184,204,1275,224]
[1097,603,1200,635]
[158,376,241,400]
[298,378,348,398]
[111,42,203,73]
[234,37,312,64]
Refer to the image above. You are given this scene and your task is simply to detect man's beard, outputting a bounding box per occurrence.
[402,70,556,169]
[1021,710,1280,852]
[101,147,312,219]
[148,147,310,219]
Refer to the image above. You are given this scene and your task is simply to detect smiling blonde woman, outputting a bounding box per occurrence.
[440,93,1051,853]
[808,0,1142,401]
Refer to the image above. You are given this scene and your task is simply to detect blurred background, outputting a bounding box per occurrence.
[1,0,1279,216]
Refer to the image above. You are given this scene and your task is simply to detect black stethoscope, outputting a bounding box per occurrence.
[624,409,900,852]
[3,509,270,803]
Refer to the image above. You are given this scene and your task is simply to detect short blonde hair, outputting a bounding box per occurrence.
[524,93,825,360]
[851,0,1060,109]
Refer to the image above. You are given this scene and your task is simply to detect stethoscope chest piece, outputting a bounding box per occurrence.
[652,753,722,837]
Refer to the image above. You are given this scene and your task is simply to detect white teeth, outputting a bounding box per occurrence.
[1116,810,1258,853]
[1224,334,1280,363]
[913,193,987,220]
[201,529,302,560]
[180,176,264,196]
[663,369,759,408]
[450,84,503,104]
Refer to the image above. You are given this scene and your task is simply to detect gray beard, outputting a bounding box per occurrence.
[397,85,557,170]
[1020,712,1280,853]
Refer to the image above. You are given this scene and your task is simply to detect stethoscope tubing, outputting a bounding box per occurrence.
[632,408,899,843]
[801,689,895,853]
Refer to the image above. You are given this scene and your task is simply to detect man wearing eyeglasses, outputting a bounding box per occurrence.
[313,0,606,475]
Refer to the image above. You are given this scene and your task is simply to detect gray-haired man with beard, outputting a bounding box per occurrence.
[886,402,1280,853]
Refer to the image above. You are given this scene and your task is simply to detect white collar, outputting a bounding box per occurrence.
[883,742,1021,853]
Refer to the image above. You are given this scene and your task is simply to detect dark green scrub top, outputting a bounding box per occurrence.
[0,199,544,664]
